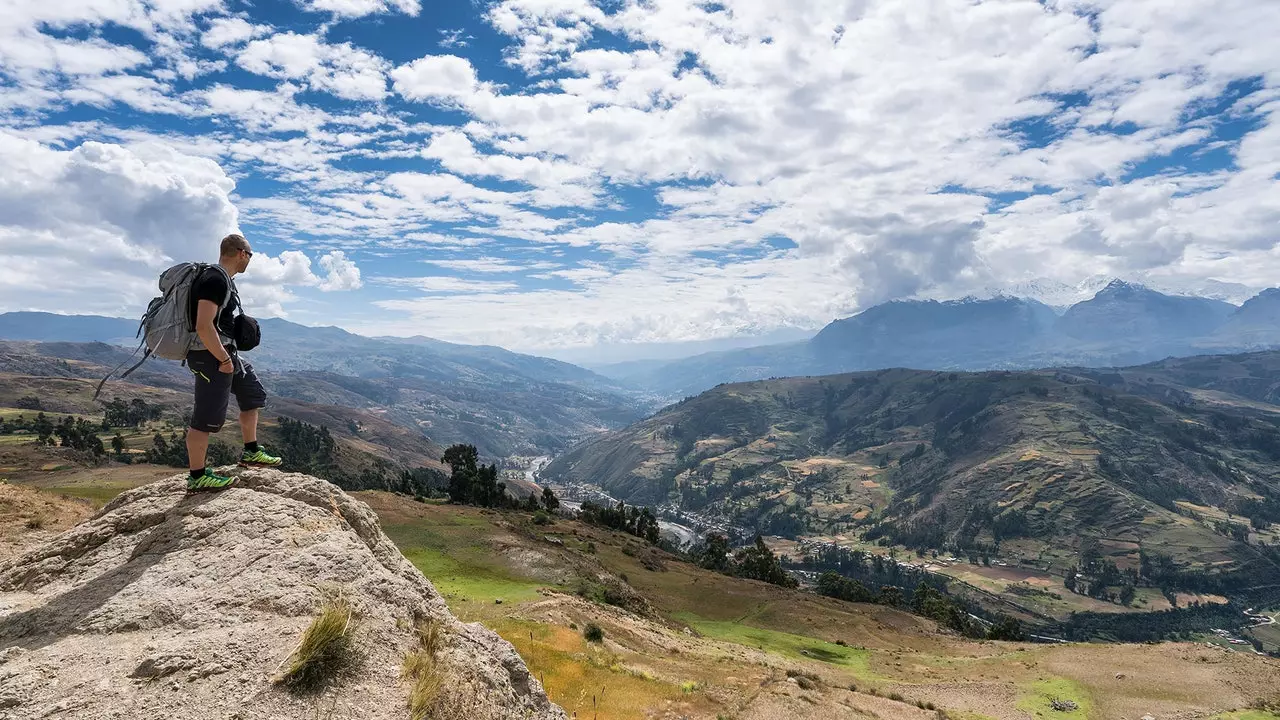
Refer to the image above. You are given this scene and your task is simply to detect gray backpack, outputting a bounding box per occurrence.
[94,263,234,400]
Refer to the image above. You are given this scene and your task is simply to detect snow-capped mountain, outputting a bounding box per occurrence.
[970,275,1261,309]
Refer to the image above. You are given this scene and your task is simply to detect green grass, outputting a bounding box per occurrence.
[383,518,554,614]
[43,484,131,506]
[397,544,547,606]
[1016,678,1092,719]
[0,408,75,421]
[674,613,872,675]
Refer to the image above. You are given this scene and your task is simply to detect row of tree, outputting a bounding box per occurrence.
[441,443,560,512]
[578,500,661,544]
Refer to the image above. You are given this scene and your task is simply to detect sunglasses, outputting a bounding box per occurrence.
[242,249,254,258]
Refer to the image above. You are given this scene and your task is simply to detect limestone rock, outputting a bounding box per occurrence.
[0,468,567,720]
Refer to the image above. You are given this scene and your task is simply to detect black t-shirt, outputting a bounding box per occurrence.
[188,267,238,343]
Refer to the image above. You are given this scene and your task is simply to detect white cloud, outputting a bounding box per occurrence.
[235,32,388,101]
[297,0,420,19]
[2,0,1279,348]
[390,54,480,103]
[379,276,519,293]
[202,17,270,48]
[425,257,558,273]
[317,250,363,290]
[0,133,362,318]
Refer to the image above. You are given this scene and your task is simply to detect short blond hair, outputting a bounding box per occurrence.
[220,233,250,258]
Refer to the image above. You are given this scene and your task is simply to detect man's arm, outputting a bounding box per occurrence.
[195,299,232,370]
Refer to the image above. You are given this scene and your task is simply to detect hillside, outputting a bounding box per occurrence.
[601,282,1280,399]
[361,492,1280,719]
[4,465,1278,718]
[542,351,1280,606]
[0,334,645,457]
[0,469,565,719]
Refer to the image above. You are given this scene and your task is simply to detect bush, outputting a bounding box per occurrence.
[533,510,551,525]
[24,516,45,530]
[277,593,357,693]
[583,623,604,643]
[889,692,905,702]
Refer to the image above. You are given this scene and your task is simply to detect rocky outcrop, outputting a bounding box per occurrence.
[0,468,567,720]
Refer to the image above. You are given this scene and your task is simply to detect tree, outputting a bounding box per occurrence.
[541,486,560,511]
[733,535,799,588]
[876,586,903,607]
[1064,566,1078,593]
[1118,582,1136,607]
[987,616,1025,641]
[111,434,125,456]
[699,533,731,572]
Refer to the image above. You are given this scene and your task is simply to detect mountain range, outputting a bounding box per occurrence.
[599,280,1280,399]
[541,350,1280,602]
[0,314,649,457]
[3,278,1277,452]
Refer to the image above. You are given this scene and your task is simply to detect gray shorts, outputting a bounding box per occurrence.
[187,348,267,433]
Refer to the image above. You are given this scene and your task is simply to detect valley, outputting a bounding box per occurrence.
[2,469,1276,719]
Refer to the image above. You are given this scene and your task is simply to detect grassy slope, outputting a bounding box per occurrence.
[358,491,1280,720]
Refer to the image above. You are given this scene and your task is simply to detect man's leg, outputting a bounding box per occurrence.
[239,409,258,444]
[186,350,236,490]
[187,428,210,472]
[234,359,281,467]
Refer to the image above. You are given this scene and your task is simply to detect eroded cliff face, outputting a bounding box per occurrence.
[0,468,567,720]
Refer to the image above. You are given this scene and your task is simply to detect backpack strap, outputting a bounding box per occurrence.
[93,339,149,401]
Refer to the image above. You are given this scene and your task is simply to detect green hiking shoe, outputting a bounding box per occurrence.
[240,447,283,468]
[187,468,237,492]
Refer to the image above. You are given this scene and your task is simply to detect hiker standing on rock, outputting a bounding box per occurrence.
[186,233,283,491]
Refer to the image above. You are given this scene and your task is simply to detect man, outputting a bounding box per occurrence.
[186,233,283,491]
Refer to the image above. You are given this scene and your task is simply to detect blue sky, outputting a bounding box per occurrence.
[1,0,1278,359]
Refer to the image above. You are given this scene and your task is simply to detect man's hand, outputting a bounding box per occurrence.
[218,357,234,374]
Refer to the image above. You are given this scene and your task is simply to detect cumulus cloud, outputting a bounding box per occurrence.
[0,133,361,318]
[2,0,1279,348]
[390,54,480,103]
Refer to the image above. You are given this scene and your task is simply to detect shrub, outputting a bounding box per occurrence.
[533,510,551,525]
[680,681,700,693]
[889,692,905,702]
[277,592,356,693]
[24,516,45,530]
[583,623,604,643]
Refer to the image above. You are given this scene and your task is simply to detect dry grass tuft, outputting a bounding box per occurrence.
[277,592,357,693]
[404,619,446,720]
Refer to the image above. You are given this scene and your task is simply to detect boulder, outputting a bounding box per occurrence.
[0,468,566,720]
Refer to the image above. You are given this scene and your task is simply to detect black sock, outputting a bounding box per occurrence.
[190,468,205,479]
[244,441,259,453]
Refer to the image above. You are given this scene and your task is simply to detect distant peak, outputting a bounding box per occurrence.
[1095,278,1150,297]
